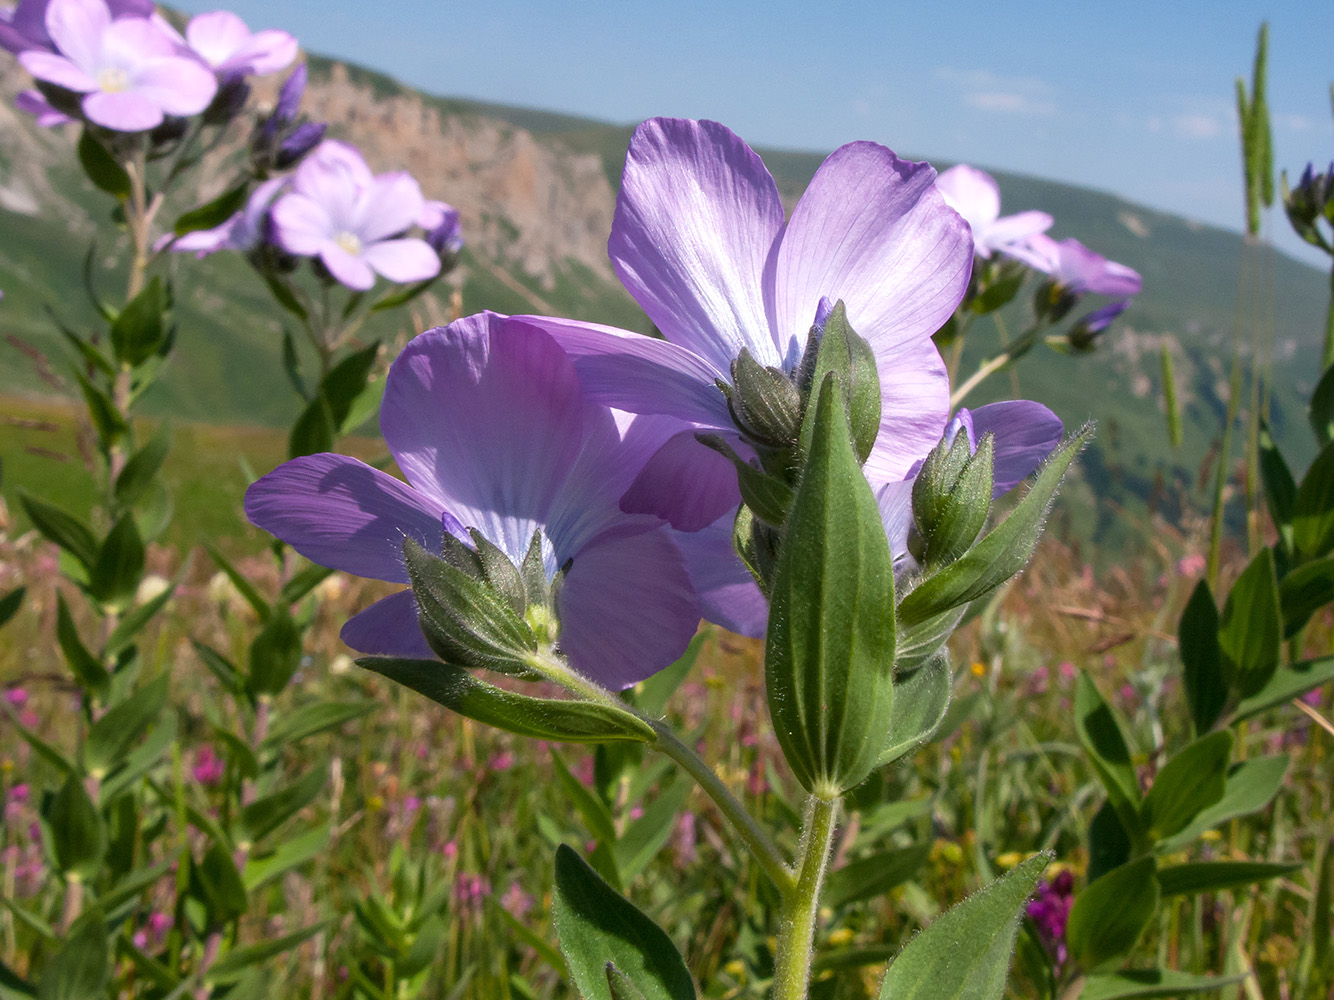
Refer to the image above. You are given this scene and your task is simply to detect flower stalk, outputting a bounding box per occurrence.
[771,794,839,1000]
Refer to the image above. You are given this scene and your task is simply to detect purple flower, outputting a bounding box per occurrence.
[418,199,463,256]
[0,0,151,54]
[1006,233,1141,298]
[167,175,286,256]
[522,117,973,533]
[244,313,701,689]
[935,164,1053,258]
[15,87,73,126]
[184,10,296,79]
[1027,870,1076,967]
[18,0,217,132]
[270,140,441,290]
[190,745,226,787]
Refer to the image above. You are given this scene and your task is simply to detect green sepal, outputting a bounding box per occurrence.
[1178,580,1228,734]
[1141,730,1232,841]
[403,537,536,673]
[552,844,697,1000]
[77,129,130,199]
[1066,857,1159,971]
[797,300,881,463]
[912,431,994,567]
[898,424,1092,629]
[765,375,897,794]
[356,657,656,744]
[727,348,801,448]
[174,183,248,235]
[876,852,1049,1000]
[1217,547,1281,698]
[110,277,168,368]
[695,433,793,526]
[470,529,528,618]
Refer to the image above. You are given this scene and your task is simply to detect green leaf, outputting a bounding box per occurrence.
[114,422,171,509]
[612,778,692,886]
[876,655,952,768]
[1074,674,1143,842]
[1279,556,1334,637]
[1178,580,1228,733]
[77,129,130,199]
[264,274,308,321]
[632,631,706,718]
[766,376,897,794]
[191,640,244,694]
[876,852,1048,1000]
[1067,858,1159,971]
[98,710,175,802]
[36,910,108,1000]
[1142,730,1232,841]
[88,516,145,609]
[897,424,1092,628]
[370,276,438,312]
[55,593,110,694]
[1217,547,1281,699]
[551,751,618,846]
[19,493,97,571]
[825,843,931,909]
[1293,440,1334,559]
[278,562,336,607]
[72,370,127,453]
[1232,656,1334,721]
[288,342,381,458]
[110,277,167,368]
[205,923,328,983]
[102,580,175,658]
[1081,969,1247,999]
[240,766,326,846]
[1258,421,1296,552]
[358,657,656,744]
[204,543,269,618]
[46,773,107,880]
[1087,799,1132,884]
[1158,755,1289,853]
[1310,364,1334,447]
[85,675,168,777]
[552,844,696,1000]
[195,840,248,923]
[260,700,378,751]
[0,957,37,998]
[1156,860,1301,897]
[489,901,569,978]
[247,610,303,697]
[242,825,328,891]
[0,586,23,629]
[174,183,248,235]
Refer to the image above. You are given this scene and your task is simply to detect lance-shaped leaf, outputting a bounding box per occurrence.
[1081,969,1246,999]
[0,586,24,630]
[875,852,1048,1000]
[357,657,655,744]
[826,843,931,910]
[88,515,145,610]
[174,183,248,235]
[77,129,130,199]
[898,424,1092,629]
[110,277,168,368]
[240,766,327,846]
[1233,655,1334,721]
[114,422,171,510]
[84,675,168,778]
[1258,420,1296,553]
[1155,860,1301,897]
[1074,674,1143,844]
[1279,557,1334,637]
[247,610,303,697]
[1178,580,1228,734]
[1293,440,1334,559]
[36,909,108,1000]
[288,342,380,458]
[765,376,897,794]
[55,593,109,695]
[1141,730,1232,841]
[1217,547,1281,698]
[1067,858,1159,971]
[19,494,97,571]
[1158,754,1288,853]
[1310,364,1334,447]
[553,844,696,1000]
[404,537,536,673]
[45,774,107,880]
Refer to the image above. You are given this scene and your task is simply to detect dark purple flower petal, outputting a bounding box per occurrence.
[620,429,743,531]
[671,513,767,638]
[341,590,435,659]
[968,400,1064,495]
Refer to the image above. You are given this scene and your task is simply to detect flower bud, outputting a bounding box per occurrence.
[911,418,994,567]
[796,299,881,464]
[1282,162,1334,253]
[726,348,802,449]
[1066,300,1130,353]
[202,76,250,126]
[1034,279,1078,323]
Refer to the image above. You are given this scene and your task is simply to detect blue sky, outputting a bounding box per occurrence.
[180,0,1334,267]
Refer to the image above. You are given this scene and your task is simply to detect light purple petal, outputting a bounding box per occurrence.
[131,55,218,116]
[380,314,586,565]
[982,210,1053,255]
[82,88,161,130]
[101,15,179,61]
[319,241,376,290]
[671,512,768,638]
[168,219,236,255]
[935,164,1000,234]
[861,332,952,486]
[355,171,424,242]
[341,590,436,659]
[361,238,440,284]
[271,190,335,253]
[772,142,973,367]
[557,526,700,690]
[19,50,96,91]
[184,9,248,67]
[609,117,785,371]
[44,0,107,71]
[244,453,454,583]
[873,477,918,572]
[296,140,373,200]
[620,428,743,531]
[516,314,732,427]
[225,28,296,76]
[968,400,1064,494]
[14,88,73,126]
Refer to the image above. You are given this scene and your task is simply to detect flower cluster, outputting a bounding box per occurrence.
[248,117,1071,687]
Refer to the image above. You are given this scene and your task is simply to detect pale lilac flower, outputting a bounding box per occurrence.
[522,117,973,533]
[502,882,534,919]
[244,313,701,689]
[418,199,463,256]
[184,10,296,79]
[3,687,28,708]
[270,140,440,290]
[167,175,286,256]
[14,87,72,125]
[0,0,150,54]
[19,0,217,132]
[1007,233,1142,298]
[935,164,1052,258]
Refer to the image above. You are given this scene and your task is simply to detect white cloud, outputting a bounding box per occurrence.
[934,66,1057,117]
[964,91,1056,116]
[1172,113,1222,139]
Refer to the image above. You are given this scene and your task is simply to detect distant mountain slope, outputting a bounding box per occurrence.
[0,49,1326,538]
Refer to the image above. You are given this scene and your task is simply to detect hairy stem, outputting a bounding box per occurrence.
[771,794,838,1000]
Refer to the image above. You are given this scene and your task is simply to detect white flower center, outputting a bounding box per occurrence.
[97,67,130,93]
[334,231,363,255]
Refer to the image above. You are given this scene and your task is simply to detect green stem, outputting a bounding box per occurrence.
[1323,262,1334,371]
[951,352,1009,409]
[525,649,794,892]
[771,794,838,1000]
